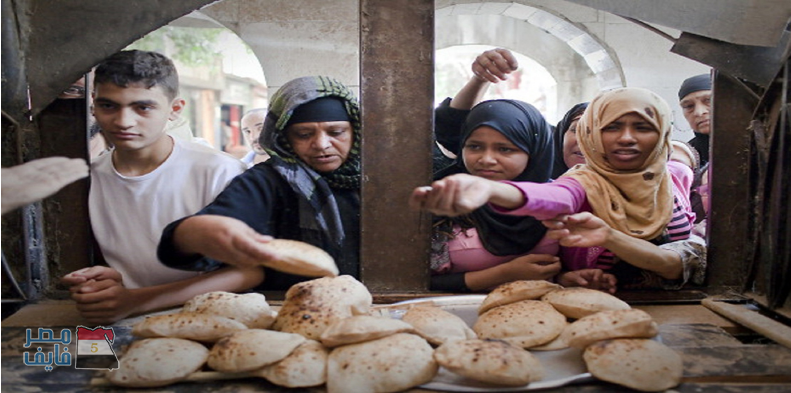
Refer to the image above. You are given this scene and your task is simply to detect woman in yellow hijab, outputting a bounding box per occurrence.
[411,87,701,291]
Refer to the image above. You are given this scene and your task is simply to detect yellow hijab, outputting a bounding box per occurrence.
[564,87,673,240]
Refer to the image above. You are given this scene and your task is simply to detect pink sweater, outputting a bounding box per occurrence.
[433,226,559,274]
[493,161,695,271]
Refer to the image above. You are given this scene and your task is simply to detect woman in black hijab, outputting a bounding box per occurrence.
[551,102,589,179]
[431,99,560,292]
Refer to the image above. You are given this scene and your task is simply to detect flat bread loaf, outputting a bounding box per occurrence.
[434,339,544,386]
[107,338,208,388]
[583,339,683,391]
[478,280,562,315]
[326,333,437,393]
[274,275,373,340]
[320,315,414,347]
[254,339,329,388]
[131,312,247,342]
[207,329,306,372]
[473,300,567,349]
[401,305,477,346]
[182,291,277,329]
[541,287,630,319]
[259,239,339,277]
[566,309,658,349]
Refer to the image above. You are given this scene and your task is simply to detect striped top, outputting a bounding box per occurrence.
[494,161,695,272]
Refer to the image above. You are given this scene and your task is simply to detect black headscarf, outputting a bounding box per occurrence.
[551,102,589,179]
[679,74,712,165]
[434,99,554,256]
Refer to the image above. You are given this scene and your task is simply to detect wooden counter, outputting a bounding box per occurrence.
[3,300,791,392]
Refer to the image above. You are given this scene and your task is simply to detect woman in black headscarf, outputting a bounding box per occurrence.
[551,102,589,179]
[158,76,361,290]
[430,99,560,292]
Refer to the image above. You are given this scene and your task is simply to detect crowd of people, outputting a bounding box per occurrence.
[4,48,712,323]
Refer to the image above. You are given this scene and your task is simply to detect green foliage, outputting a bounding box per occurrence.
[127,26,223,68]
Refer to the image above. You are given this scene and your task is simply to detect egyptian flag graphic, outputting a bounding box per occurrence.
[75,326,119,370]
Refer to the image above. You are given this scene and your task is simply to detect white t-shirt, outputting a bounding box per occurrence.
[89,137,246,288]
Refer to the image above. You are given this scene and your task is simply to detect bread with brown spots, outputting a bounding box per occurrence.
[207,329,306,372]
[107,338,208,387]
[131,312,247,343]
[320,315,414,347]
[326,333,437,393]
[478,280,562,315]
[258,239,339,277]
[182,291,277,329]
[583,338,683,391]
[273,275,373,340]
[254,339,329,388]
[401,305,477,346]
[473,300,567,348]
[566,308,658,349]
[541,287,630,319]
[434,339,544,386]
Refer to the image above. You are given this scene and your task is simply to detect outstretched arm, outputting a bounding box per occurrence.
[409,173,525,217]
[171,215,278,268]
[543,212,683,279]
[2,157,89,214]
[62,265,264,324]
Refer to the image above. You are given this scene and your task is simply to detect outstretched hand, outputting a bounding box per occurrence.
[408,174,496,217]
[472,48,519,83]
[174,215,277,268]
[542,212,612,248]
[2,157,89,214]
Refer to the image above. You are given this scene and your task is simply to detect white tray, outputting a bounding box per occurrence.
[387,295,594,392]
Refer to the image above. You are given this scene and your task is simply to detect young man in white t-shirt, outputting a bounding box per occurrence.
[60,50,260,324]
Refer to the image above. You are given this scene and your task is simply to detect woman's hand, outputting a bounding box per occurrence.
[503,254,561,281]
[174,215,276,268]
[557,269,618,294]
[543,212,612,248]
[472,48,519,83]
[409,174,524,216]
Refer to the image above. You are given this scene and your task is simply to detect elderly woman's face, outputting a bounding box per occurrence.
[600,113,660,171]
[286,121,353,172]
[563,116,586,169]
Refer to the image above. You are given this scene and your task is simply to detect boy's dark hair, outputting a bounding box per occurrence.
[94,50,179,100]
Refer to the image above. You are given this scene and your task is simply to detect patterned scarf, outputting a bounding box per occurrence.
[258,76,361,247]
[565,87,673,240]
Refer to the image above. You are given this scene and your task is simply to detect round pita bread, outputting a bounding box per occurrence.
[566,309,658,349]
[434,339,545,386]
[131,312,247,342]
[254,340,328,388]
[274,275,372,340]
[107,338,208,388]
[327,333,437,393]
[473,300,567,349]
[259,239,339,277]
[182,291,277,329]
[584,339,683,391]
[478,280,562,315]
[401,305,477,346]
[541,287,630,319]
[207,329,306,372]
[320,315,414,347]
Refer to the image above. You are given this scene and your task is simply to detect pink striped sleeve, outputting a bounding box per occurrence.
[489,178,587,220]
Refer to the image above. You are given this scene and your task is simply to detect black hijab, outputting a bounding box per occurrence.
[434,99,554,256]
[551,102,589,179]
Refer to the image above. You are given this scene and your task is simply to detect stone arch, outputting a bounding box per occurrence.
[436,2,625,113]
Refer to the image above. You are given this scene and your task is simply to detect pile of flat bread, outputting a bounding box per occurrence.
[101,278,683,392]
